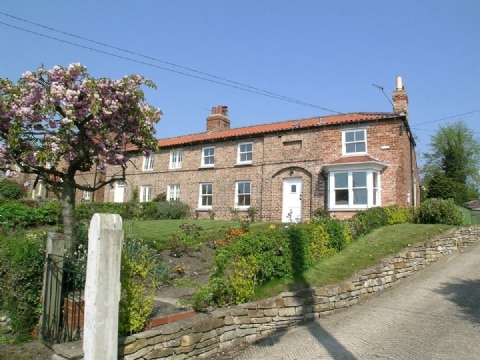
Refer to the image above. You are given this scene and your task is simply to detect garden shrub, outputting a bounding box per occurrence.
[35,201,62,226]
[185,277,232,311]
[0,179,25,200]
[213,228,292,286]
[118,235,159,335]
[156,200,190,219]
[142,201,158,219]
[168,223,207,256]
[0,201,38,229]
[320,218,349,251]
[416,198,463,226]
[0,230,46,342]
[348,207,389,239]
[226,255,259,304]
[311,208,330,219]
[384,204,408,225]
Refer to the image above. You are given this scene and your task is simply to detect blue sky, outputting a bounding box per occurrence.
[1,1,479,166]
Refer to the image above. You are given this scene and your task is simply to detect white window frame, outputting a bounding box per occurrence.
[169,150,183,169]
[342,129,367,155]
[237,142,253,164]
[143,154,154,171]
[198,183,213,209]
[201,146,215,167]
[168,184,180,201]
[140,186,152,202]
[328,168,381,210]
[235,181,251,209]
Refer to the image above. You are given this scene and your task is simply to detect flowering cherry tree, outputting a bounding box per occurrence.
[0,63,162,242]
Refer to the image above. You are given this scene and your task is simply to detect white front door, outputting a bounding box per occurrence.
[113,180,125,203]
[282,178,302,222]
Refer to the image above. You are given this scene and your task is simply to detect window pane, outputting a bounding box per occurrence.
[335,172,348,188]
[356,142,366,152]
[345,143,356,153]
[345,132,355,142]
[352,172,367,187]
[202,184,212,194]
[355,130,365,141]
[373,189,378,205]
[335,189,348,205]
[353,189,368,204]
[238,194,250,206]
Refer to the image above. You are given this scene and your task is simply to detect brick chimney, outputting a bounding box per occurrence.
[206,105,230,132]
[392,76,408,117]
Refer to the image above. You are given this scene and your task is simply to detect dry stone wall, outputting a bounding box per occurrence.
[53,226,479,360]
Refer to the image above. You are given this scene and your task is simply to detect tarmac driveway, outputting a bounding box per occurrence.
[231,240,480,359]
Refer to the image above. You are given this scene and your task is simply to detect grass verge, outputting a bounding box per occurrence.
[255,223,453,299]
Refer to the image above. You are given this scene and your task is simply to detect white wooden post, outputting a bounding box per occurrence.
[83,213,123,360]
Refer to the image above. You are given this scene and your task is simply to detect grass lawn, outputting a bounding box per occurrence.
[255,223,453,299]
[123,219,272,250]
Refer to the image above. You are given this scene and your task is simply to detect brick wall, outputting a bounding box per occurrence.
[101,117,418,222]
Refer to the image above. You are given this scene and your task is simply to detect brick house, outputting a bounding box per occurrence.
[98,76,420,221]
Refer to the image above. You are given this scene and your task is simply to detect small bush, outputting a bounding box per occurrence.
[118,235,159,335]
[168,223,206,256]
[226,255,259,304]
[347,207,389,239]
[156,201,190,219]
[416,198,464,226]
[0,201,38,229]
[35,201,62,225]
[213,229,292,286]
[0,179,25,200]
[321,218,349,251]
[311,208,330,219]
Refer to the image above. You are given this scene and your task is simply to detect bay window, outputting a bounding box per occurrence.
[329,169,380,209]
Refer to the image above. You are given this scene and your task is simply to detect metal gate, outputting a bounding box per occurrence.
[41,254,85,346]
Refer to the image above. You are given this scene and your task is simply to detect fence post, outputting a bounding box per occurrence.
[40,232,71,343]
[83,213,123,360]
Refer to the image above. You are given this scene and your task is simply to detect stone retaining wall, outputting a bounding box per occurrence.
[53,226,480,360]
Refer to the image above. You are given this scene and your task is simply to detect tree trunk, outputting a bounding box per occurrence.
[61,178,76,248]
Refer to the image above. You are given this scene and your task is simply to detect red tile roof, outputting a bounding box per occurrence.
[325,155,388,170]
[326,155,381,165]
[156,112,400,148]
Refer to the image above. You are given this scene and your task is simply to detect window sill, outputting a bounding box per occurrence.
[328,206,368,211]
[234,162,253,167]
[195,208,213,212]
[234,206,250,211]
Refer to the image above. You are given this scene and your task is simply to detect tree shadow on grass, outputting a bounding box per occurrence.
[434,278,480,324]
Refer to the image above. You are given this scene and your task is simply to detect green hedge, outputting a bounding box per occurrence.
[0,230,47,342]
